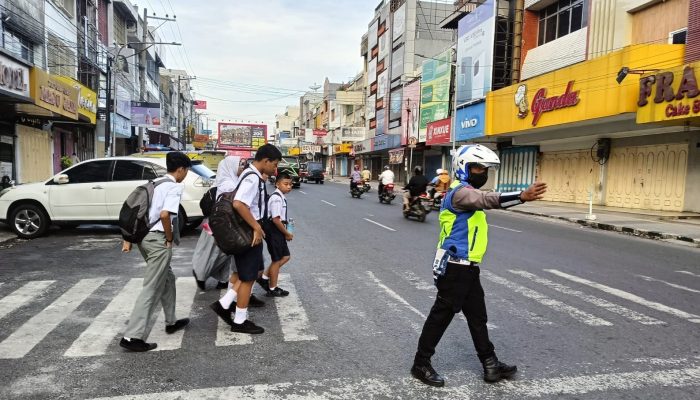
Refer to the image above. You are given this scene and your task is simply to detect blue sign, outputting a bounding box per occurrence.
[202,129,213,134]
[373,134,401,151]
[111,113,132,138]
[455,102,485,141]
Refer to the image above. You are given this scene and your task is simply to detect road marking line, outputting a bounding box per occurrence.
[636,274,700,294]
[276,273,317,341]
[363,218,396,232]
[492,296,553,326]
[367,271,425,319]
[298,190,307,195]
[676,270,700,278]
[0,278,104,359]
[490,224,522,233]
[64,278,143,357]
[510,270,664,325]
[86,366,700,399]
[0,281,55,321]
[546,269,700,323]
[483,271,612,326]
[321,200,336,207]
[148,277,198,351]
[215,290,252,346]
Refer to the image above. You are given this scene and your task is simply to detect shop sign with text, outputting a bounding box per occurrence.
[56,76,97,124]
[519,81,580,126]
[373,134,401,151]
[353,138,374,154]
[637,62,700,123]
[0,53,30,99]
[426,117,451,145]
[333,143,352,154]
[29,69,79,120]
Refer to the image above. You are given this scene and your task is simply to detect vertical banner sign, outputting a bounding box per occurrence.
[401,80,420,146]
[456,0,497,105]
[419,50,452,141]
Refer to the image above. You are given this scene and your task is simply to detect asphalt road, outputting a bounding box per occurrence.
[0,180,699,399]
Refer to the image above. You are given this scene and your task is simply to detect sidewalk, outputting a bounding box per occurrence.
[507,201,700,246]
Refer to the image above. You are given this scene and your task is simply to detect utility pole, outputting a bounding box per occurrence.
[177,75,196,147]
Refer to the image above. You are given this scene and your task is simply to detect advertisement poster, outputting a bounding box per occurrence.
[376,109,386,136]
[419,50,452,140]
[426,117,452,145]
[392,4,406,42]
[377,70,389,99]
[401,80,420,146]
[116,85,131,118]
[456,0,496,105]
[130,101,161,127]
[378,32,388,61]
[389,148,404,164]
[366,94,376,119]
[389,89,403,121]
[218,122,267,149]
[368,58,377,84]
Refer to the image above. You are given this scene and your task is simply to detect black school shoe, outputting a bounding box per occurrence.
[230,319,264,334]
[249,294,266,307]
[192,271,206,290]
[210,301,233,325]
[165,318,190,334]
[119,338,157,352]
[411,363,445,387]
[266,287,290,297]
[216,281,229,290]
[256,277,271,293]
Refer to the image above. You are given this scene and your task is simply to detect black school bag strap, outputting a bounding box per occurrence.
[225,167,266,219]
[147,177,173,226]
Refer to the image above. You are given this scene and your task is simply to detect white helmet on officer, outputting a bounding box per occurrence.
[452,144,500,188]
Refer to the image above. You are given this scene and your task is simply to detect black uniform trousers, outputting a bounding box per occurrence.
[415,262,495,365]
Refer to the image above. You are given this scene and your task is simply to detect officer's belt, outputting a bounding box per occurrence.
[448,256,479,267]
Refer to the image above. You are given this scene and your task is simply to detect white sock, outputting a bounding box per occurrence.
[219,289,237,308]
[262,274,270,280]
[269,286,277,291]
[233,307,247,324]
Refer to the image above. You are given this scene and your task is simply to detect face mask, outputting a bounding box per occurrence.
[467,171,488,189]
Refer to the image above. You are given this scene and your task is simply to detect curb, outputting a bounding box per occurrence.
[507,209,700,246]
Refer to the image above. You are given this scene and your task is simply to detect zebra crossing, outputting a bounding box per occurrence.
[0,275,317,360]
[0,267,698,360]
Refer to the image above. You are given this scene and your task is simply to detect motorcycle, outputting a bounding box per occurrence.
[432,190,446,211]
[378,183,396,204]
[363,181,371,193]
[403,192,432,222]
[350,180,365,198]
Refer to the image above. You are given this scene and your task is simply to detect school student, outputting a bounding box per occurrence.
[210,144,282,334]
[120,152,192,352]
[257,173,294,297]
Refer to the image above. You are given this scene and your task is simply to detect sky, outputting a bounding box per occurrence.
[146,0,381,133]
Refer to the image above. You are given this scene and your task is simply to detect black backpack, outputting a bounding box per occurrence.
[118,178,169,243]
[209,170,266,255]
[199,186,217,217]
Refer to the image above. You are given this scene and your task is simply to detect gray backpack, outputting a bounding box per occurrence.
[119,178,169,243]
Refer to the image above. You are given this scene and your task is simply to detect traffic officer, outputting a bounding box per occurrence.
[411,144,547,386]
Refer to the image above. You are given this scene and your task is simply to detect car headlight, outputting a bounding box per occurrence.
[193,176,214,187]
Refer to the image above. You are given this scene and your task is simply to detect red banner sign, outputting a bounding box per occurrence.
[194,100,207,110]
[426,117,451,145]
[313,129,328,136]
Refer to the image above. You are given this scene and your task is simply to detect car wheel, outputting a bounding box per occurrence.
[10,203,50,239]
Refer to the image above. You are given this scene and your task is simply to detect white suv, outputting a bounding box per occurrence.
[0,156,215,239]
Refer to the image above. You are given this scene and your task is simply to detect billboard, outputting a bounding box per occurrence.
[193,100,207,110]
[366,94,376,119]
[378,32,388,61]
[456,0,497,105]
[455,102,486,141]
[368,20,378,51]
[130,101,161,127]
[419,50,452,141]
[391,46,404,81]
[368,58,377,84]
[217,122,267,150]
[376,109,385,136]
[392,4,406,42]
[401,80,420,146]
[389,88,402,121]
[377,70,388,99]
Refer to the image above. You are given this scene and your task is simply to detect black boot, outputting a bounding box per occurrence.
[482,356,517,383]
[411,363,445,387]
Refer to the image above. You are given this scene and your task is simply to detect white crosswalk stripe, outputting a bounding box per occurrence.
[636,274,700,294]
[482,271,613,326]
[509,270,665,325]
[276,273,317,342]
[676,270,700,278]
[149,277,198,351]
[64,278,143,357]
[0,278,105,359]
[0,280,55,321]
[545,269,700,324]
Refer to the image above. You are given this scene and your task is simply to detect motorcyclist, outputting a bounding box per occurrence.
[378,165,395,197]
[403,166,429,211]
[361,166,371,183]
[411,144,547,387]
[428,169,450,199]
[350,165,362,191]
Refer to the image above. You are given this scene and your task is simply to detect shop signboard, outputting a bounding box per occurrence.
[455,102,486,141]
[29,68,79,120]
[389,148,404,164]
[636,62,700,123]
[217,122,267,150]
[456,0,497,105]
[115,85,131,118]
[373,134,401,151]
[419,50,452,141]
[130,101,161,127]
[353,138,374,154]
[0,53,30,99]
[426,117,452,145]
[301,144,321,154]
[111,113,131,138]
[55,76,97,124]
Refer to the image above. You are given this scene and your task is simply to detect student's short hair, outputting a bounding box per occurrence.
[166,152,192,172]
[276,172,292,182]
[255,144,283,162]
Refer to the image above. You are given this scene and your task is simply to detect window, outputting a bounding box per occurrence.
[53,0,75,17]
[538,0,586,46]
[670,29,687,45]
[3,30,34,64]
[113,160,163,181]
[47,34,76,78]
[65,160,112,184]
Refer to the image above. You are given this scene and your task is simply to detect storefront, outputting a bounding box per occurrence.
[331,143,352,177]
[0,52,33,182]
[352,138,374,177]
[485,44,696,211]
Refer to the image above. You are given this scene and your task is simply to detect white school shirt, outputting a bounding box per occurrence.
[233,164,265,220]
[267,189,288,222]
[379,170,395,185]
[149,174,184,231]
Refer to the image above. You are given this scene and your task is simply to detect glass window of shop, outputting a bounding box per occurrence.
[538,0,586,46]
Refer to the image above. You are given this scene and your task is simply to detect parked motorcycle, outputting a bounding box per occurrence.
[350,181,365,198]
[403,192,432,222]
[378,183,396,204]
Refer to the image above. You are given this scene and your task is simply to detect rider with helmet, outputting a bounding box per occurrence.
[350,164,362,191]
[411,144,547,387]
[403,165,429,211]
[378,165,395,197]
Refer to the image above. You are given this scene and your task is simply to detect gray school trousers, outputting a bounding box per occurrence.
[123,231,176,340]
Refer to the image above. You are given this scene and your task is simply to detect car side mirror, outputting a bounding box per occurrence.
[54,174,69,184]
